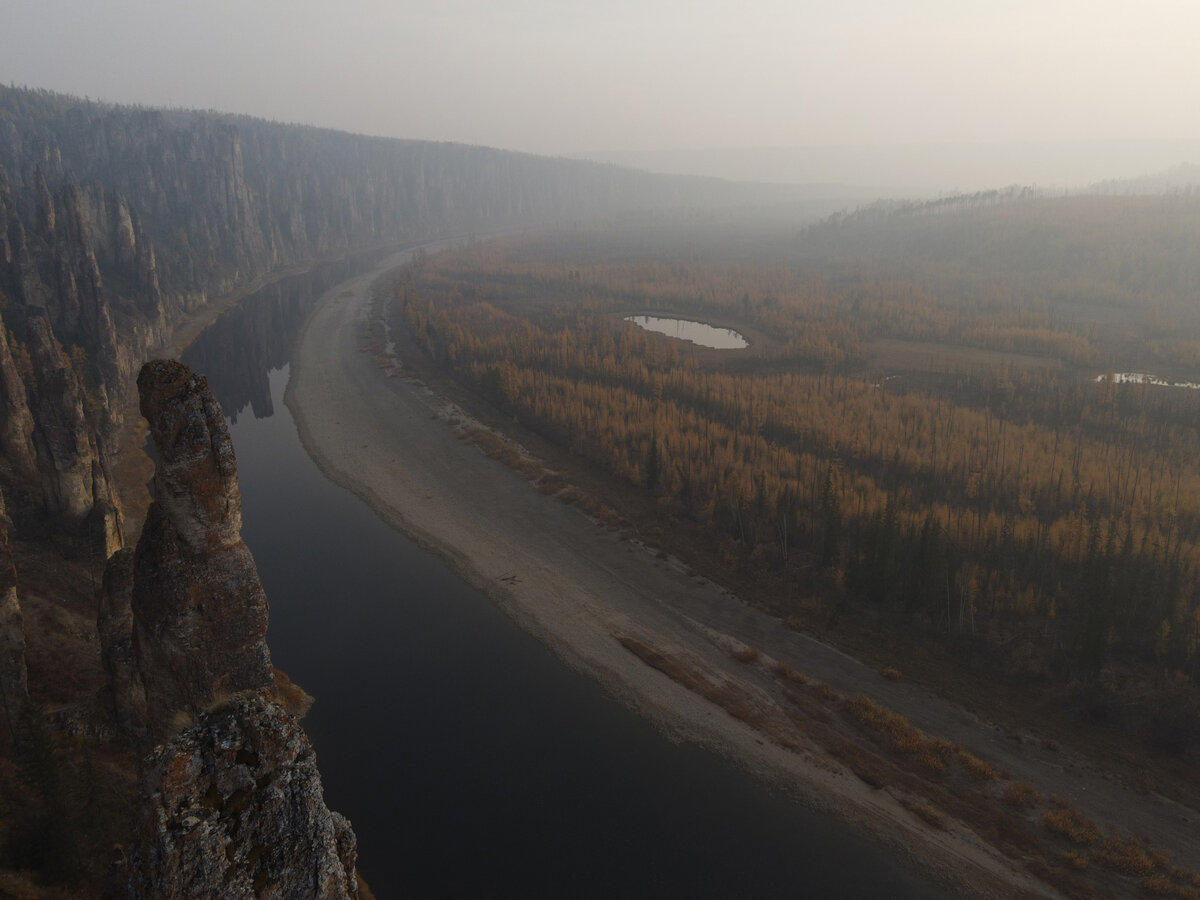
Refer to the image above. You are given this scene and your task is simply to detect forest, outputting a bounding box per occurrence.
[393,193,1200,749]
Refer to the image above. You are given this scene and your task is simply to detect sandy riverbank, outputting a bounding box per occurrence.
[281,253,1073,898]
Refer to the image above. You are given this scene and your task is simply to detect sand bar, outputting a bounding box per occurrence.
[285,251,1187,899]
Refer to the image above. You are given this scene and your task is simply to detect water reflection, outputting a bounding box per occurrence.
[183,251,389,420]
[626,315,749,349]
[185,265,943,899]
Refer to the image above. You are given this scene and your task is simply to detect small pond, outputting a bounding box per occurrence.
[1095,372,1200,390]
[626,315,748,349]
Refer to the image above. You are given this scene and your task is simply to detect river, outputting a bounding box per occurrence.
[182,261,943,898]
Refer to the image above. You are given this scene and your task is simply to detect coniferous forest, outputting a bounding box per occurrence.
[395,195,1200,749]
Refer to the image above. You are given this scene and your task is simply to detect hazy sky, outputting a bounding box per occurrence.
[3,0,1199,189]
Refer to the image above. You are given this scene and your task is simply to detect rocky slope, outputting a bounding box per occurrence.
[100,360,273,737]
[130,692,358,900]
[99,359,355,898]
[0,489,28,743]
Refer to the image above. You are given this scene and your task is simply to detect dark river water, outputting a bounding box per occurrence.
[182,263,944,899]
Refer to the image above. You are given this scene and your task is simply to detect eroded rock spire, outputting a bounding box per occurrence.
[101,359,271,734]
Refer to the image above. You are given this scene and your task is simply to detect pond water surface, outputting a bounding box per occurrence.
[626,315,749,349]
[1095,372,1200,389]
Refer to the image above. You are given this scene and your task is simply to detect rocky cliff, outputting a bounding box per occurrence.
[99,360,355,898]
[0,84,755,542]
[0,489,28,743]
[101,359,272,737]
[0,84,766,895]
[129,692,358,900]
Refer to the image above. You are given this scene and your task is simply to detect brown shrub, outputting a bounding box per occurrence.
[1092,835,1156,877]
[770,661,808,685]
[1141,874,1173,896]
[882,666,903,681]
[846,695,925,755]
[958,750,997,783]
[1062,850,1088,871]
[1041,805,1102,846]
[731,645,759,663]
[535,474,565,495]
[812,682,839,701]
[1175,867,1200,888]
[917,737,956,775]
[272,668,315,717]
[1003,781,1043,810]
[899,795,945,829]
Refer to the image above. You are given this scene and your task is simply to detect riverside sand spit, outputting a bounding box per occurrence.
[283,250,1200,899]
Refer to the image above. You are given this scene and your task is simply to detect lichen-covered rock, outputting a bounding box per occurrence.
[0,316,38,486]
[97,547,145,734]
[0,488,28,736]
[124,359,272,730]
[129,692,358,900]
[23,310,114,526]
[137,359,243,553]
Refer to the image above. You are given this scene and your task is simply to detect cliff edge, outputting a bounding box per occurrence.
[100,360,357,899]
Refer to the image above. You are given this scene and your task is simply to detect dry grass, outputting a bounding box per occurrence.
[881,666,903,681]
[1141,874,1174,896]
[898,794,946,829]
[917,737,956,775]
[534,473,566,495]
[958,750,998,783]
[1062,850,1089,871]
[615,633,805,753]
[812,682,840,702]
[1041,803,1103,846]
[730,645,759,663]
[845,695,926,755]
[460,425,543,478]
[1092,835,1157,877]
[272,668,315,717]
[770,661,808,685]
[1176,868,1200,888]
[1003,781,1043,809]
[356,873,379,900]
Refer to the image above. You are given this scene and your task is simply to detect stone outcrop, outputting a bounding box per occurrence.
[129,691,358,900]
[137,359,244,553]
[97,547,144,734]
[0,82,763,539]
[105,360,356,898]
[101,360,272,734]
[0,489,28,740]
[22,310,118,528]
[0,320,38,488]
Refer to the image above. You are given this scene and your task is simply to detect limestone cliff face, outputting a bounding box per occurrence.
[104,359,357,899]
[99,360,272,733]
[0,83,755,537]
[0,305,121,546]
[22,310,119,527]
[129,692,358,900]
[0,489,28,737]
[97,547,144,735]
[0,320,38,488]
[137,359,244,553]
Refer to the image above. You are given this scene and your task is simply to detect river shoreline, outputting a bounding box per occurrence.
[282,253,1061,898]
